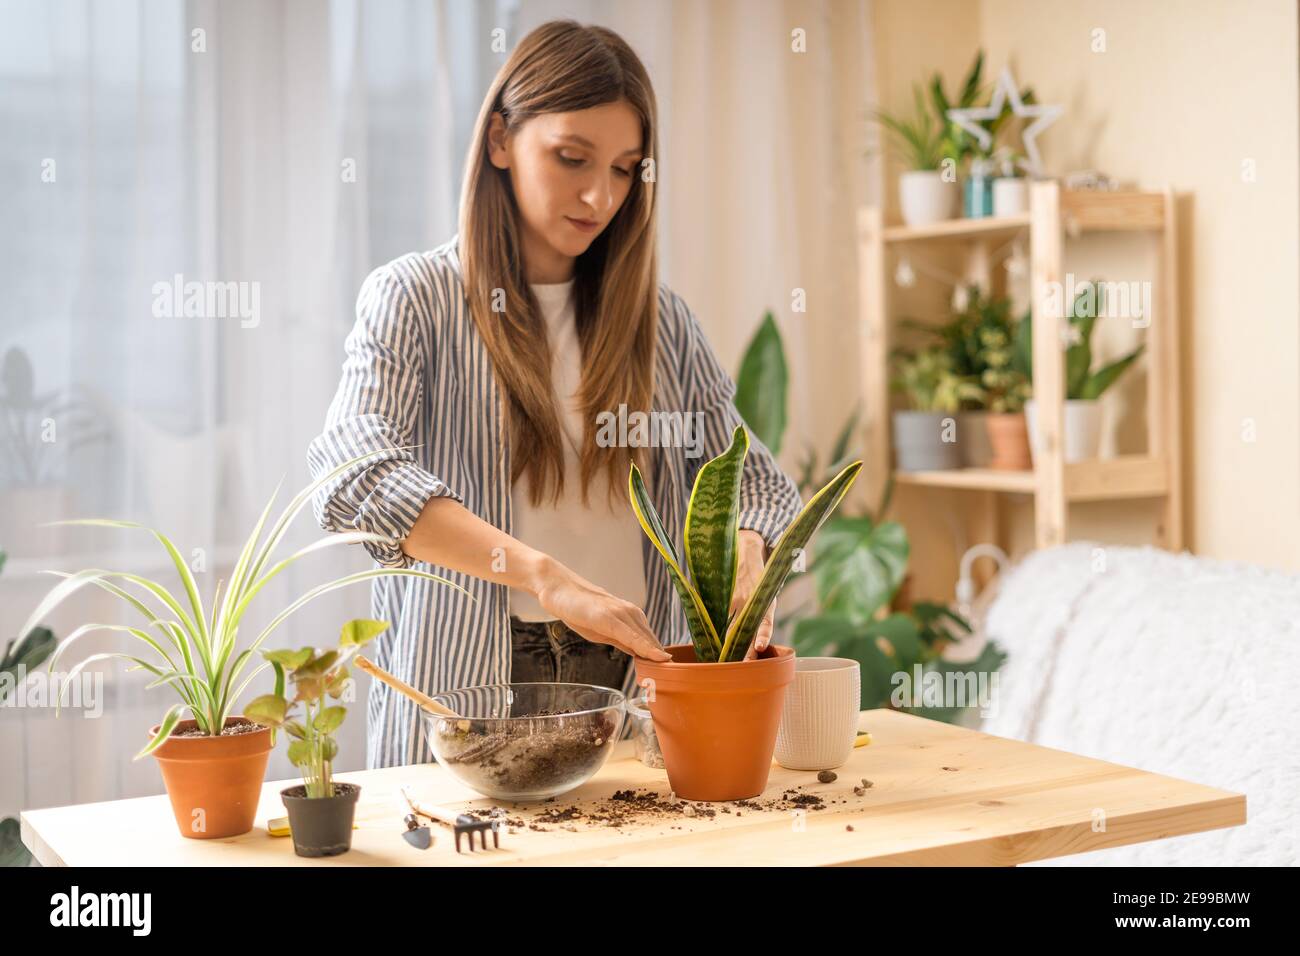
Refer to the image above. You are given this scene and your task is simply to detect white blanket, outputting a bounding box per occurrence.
[979,542,1298,866]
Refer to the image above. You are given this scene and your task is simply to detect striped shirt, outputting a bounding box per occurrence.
[307,236,803,768]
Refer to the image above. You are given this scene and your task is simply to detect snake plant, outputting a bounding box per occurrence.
[629,425,861,663]
[16,451,470,759]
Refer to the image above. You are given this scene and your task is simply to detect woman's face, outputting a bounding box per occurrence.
[488,100,643,282]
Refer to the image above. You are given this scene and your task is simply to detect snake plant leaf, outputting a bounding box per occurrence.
[628,462,721,661]
[1080,345,1144,400]
[718,459,863,662]
[684,424,749,640]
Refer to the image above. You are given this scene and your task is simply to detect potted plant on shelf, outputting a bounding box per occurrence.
[16,453,467,840]
[975,312,1033,470]
[627,425,861,801]
[872,86,957,227]
[890,345,982,471]
[911,285,1025,467]
[931,52,1037,220]
[244,618,386,857]
[1022,281,1144,463]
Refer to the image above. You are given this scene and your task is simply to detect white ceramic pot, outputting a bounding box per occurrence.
[1024,399,1104,464]
[992,177,1028,217]
[899,170,958,227]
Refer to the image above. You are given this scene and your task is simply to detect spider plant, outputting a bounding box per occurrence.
[16,451,469,759]
[628,425,861,663]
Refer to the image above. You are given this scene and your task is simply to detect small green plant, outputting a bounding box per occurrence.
[871,85,948,172]
[904,286,1030,412]
[890,346,983,413]
[974,319,1031,414]
[628,428,861,664]
[1018,280,1145,400]
[17,452,469,759]
[244,619,387,798]
[931,51,1036,169]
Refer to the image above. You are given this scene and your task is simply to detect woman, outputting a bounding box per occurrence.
[308,20,803,769]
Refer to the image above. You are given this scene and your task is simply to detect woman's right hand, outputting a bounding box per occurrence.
[533,559,672,662]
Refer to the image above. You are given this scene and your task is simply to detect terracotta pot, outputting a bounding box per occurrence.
[958,411,994,467]
[985,412,1032,471]
[634,643,795,801]
[149,717,271,839]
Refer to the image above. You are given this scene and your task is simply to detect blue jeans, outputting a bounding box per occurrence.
[509,615,632,690]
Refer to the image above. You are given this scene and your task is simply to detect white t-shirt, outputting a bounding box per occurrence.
[507,279,649,621]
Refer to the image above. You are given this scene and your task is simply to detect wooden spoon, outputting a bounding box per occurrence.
[354,655,466,726]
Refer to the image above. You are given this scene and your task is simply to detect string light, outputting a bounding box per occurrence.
[894,256,916,288]
[891,233,1029,296]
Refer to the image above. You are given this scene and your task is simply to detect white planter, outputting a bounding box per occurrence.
[1025,399,1104,464]
[992,177,1028,217]
[899,170,958,227]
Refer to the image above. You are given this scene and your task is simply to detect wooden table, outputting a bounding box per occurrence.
[20,709,1245,866]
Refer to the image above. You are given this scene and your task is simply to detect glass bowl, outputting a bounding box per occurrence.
[421,683,626,802]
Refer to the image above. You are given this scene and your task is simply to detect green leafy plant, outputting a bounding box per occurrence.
[1,548,57,867]
[628,426,861,664]
[244,618,387,798]
[890,346,983,413]
[870,51,1037,177]
[1018,280,1145,400]
[732,311,788,456]
[16,452,470,759]
[931,51,1036,168]
[733,314,1007,723]
[871,84,948,172]
[909,285,1031,413]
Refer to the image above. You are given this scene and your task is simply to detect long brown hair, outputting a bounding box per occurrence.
[458,19,659,511]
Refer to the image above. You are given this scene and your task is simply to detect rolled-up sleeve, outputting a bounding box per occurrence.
[675,295,803,553]
[307,263,463,568]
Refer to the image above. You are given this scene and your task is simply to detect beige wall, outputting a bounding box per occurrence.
[873,0,1300,589]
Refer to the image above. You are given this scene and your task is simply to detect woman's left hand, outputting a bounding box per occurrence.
[731,530,774,661]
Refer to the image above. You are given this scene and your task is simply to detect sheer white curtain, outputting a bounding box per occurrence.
[1,0,876,817]
[0,0,513,815]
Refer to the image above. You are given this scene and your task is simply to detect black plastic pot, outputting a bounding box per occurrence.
[280,782,361,857]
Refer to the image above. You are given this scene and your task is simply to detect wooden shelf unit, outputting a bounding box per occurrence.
[858,183,1184,551]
